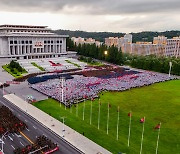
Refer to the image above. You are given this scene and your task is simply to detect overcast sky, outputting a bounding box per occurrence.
[0,0,180,33]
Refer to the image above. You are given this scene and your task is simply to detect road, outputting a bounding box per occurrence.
[0,89,82,154]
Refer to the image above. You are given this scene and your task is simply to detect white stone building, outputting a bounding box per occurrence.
[0,25,75,59]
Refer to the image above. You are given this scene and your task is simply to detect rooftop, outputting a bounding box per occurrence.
[0,24,48,29]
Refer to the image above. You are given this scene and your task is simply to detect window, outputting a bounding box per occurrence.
[10,41,13,44]
[14,41,17,44]
[22,41,24,44]
[26,40,29,44]
[29,41,32,44]
[60,40,62,43]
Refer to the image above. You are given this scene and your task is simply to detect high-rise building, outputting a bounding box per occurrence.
[0,25,74,59]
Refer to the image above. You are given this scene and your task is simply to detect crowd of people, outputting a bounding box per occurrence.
[14,135,59,154]
[0,106,27,135]
[31,67,178,106]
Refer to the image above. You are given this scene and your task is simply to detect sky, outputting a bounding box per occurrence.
[0,0,180,33]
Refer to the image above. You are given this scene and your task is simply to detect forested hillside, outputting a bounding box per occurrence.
[54,29,180,43]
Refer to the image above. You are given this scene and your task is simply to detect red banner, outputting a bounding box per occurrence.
[44,147,59,154]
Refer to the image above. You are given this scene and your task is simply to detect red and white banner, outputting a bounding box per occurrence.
[6,81,20,84]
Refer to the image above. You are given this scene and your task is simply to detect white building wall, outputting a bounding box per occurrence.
[0,25,70,59]
[0,37,8,56]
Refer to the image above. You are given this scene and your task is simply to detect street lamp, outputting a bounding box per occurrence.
[22,95,28,113]
[104,50,108,61]
[59,116,66,137]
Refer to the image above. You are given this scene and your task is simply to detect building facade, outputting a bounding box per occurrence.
[105,37,119,47]
[153,36,167,45]
[119,34,179,57]
[71,37,102,47]
[0,25,73,59]
[71,37,85,45]
[122,42,165,56]
[165,37,180,58]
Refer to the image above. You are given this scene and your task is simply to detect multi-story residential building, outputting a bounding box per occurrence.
[71,37,85,45]
[165,37,180,58]
[85,38,96,44]
[105,37,119,47]
[118,34,132,50]
[121,42,165,56]
[153,36,167,45]
[119,34,179,57]
[0,25,76,59]
[71,37,102,47]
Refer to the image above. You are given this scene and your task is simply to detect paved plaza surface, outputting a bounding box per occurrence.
[5,81,48,101]
[0,59,14,83]
[4,94,111,154]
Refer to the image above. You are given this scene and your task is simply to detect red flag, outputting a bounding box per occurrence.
[128,112,132,117]
[83,95,87,99]
[140,117,145,123]
[154,123,161,129]
[108,103,111,108]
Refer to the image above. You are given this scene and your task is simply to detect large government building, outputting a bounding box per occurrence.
[0,25,74,59]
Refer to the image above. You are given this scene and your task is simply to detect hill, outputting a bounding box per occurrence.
[54,29,180,43]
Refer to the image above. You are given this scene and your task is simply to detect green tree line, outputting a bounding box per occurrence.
[55,29,180,43]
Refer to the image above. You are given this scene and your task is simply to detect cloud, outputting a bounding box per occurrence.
[0,0,179,32]
[0,0,180,15]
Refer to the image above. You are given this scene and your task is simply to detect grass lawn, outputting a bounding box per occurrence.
[31,62,45,71]
[79,59,104,66]
[33,80,180,154]
[65,60,81,68]
[2,64,27,78]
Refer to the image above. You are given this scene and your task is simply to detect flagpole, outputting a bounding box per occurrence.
[70,104,72,113]
[60,78,64,108]
[140,116,145,154]
[90,99,92,125]
[98,99,101,130]
[128,111,132,147]
[107,103,110,134]
[76,100,78,117]
[64,79,66,110]
[83,98,85,120]
[155,123,161,154]
[116,106,120,140]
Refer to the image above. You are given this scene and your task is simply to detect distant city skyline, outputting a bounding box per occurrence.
[0,0,180,33]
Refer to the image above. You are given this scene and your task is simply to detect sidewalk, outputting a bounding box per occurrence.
[4,94,111,154]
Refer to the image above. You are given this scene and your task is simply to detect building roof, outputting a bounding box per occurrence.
[0,24,48,29]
